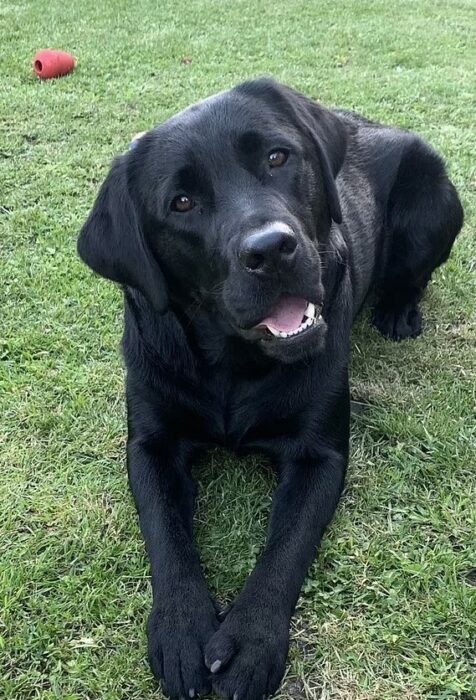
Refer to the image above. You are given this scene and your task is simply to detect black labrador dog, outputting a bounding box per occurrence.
[78,78,463,700]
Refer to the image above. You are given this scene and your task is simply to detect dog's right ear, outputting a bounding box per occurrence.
[77,155,168,312]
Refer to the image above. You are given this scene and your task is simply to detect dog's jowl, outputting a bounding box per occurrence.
[78,79,463,700]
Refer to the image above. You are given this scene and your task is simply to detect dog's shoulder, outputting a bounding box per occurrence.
[335,108,437,203]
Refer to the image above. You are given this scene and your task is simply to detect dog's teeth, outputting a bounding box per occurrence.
[267,309,321,340]
[305,302,316,319]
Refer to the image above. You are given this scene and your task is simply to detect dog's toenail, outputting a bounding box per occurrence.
[210,659,222,673]
[188,690,195,698]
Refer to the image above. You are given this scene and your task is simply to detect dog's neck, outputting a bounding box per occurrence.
[181,302,276,374]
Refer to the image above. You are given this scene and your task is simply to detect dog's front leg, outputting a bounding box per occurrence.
[127,418,219,698]
[206,382,349,700]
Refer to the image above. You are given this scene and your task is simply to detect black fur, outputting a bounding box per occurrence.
[78,78,463,700]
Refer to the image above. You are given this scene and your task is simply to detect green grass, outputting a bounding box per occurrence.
[1,0,475,698]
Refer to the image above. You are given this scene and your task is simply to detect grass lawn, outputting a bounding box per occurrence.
[1,0,475,698]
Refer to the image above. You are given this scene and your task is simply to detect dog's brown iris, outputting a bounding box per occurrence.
[172,195,194,212]
[268,150,288,168]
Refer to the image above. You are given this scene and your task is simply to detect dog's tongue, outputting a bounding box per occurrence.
[256,296,307,333]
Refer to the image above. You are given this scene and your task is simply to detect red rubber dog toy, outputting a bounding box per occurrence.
[33,50,76,80]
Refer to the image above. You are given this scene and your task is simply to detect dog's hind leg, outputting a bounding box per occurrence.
[373,138,463,340]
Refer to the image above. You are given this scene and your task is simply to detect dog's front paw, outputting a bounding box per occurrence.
[373,301,422,341]
[205,606,289,700]
[147,589,219,699]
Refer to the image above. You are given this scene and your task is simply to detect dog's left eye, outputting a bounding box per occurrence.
[171,195,195,212]
[268,150,288,168]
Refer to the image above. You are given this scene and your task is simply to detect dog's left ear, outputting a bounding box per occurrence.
[303,99,347,224]
[261,80,347,224]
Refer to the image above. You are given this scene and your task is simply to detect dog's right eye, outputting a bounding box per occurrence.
[171,195,195,212]
[268,150,288,168]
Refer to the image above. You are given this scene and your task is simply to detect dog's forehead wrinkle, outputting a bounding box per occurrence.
[157,88,292,158]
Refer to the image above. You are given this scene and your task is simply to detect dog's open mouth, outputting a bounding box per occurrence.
[254,296,322,340]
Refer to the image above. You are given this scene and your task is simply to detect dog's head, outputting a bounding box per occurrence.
[78,78,347,362]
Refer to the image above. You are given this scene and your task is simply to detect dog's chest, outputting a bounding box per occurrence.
[196,365,306,453]
[201,373,260,449]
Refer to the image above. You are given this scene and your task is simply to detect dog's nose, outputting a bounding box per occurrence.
[239,226,297,273]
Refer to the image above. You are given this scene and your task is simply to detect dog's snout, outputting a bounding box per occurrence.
[239,225,297,273]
